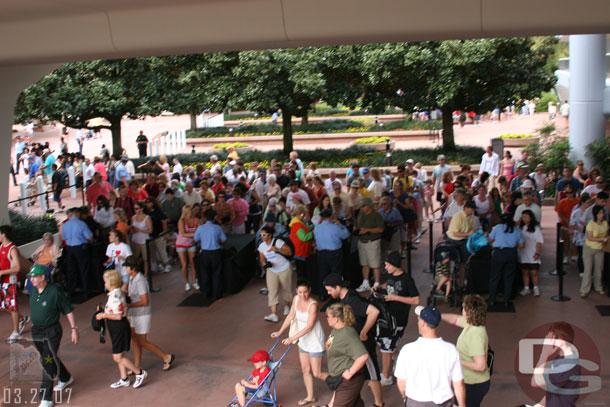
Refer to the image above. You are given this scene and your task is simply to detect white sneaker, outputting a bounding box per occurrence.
[519,287,531,296]
[193,280,200,290]
[380,374,393,387]
[563,257,568,265]
[580,272,584,278]
[355,281,371,293]
[6,331,22,343]
[533,286,540,297]
[571,256,578,262]
[110,378,130,388]
[415,238,421,244]
[133,370,148,388]
[53,376,73,391]
[264,313,279,323]
[185,283,191,291]
[18,315,30,335]
[283,305,290,316]
[39,400,54,407]
[164,264,172,273]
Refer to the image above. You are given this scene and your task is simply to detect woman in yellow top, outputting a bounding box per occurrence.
[580,205,608,297]
[440,294,490,407]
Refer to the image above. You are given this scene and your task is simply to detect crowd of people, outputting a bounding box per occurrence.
[5,132,606,406]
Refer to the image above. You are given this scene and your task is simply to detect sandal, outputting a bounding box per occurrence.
[163,354,175,371]
[298,398,317,406]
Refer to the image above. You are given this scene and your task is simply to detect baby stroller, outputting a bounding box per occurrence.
[227,339,292,407]
[426,241,462,308]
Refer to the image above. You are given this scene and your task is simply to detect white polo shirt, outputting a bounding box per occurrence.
[395,337,464,404]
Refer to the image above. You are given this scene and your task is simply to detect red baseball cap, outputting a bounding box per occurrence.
[248,350,269,363]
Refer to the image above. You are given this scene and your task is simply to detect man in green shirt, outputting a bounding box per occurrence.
[160,188,184,227]
[28,265,78,407]
[354,198,385,292]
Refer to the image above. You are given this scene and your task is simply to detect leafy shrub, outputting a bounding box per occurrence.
[586,139,610,179]
[8,210,58,246]
[535,91,559,113]
[536,123,556,137]
[133,145,485,172]
[499,134,534,139]
[354,136,392,144]
[212,142,249,149]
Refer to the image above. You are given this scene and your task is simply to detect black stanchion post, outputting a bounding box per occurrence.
[423,220,434,273]
[551,222,571,302]
[406,240,412,274]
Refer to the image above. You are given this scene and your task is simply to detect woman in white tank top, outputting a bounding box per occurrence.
[271,280,326,406]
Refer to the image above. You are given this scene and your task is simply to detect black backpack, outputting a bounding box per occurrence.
[272,236,294,261]
[367,294,397,339]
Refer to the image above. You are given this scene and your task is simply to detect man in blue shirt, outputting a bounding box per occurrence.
[61,208,93,299]
[115,156,131,187]
[313,208,350,300]
[27,155,39,180]
[194,209,226,300]
[378,196,404,255]
[14,136,26,173]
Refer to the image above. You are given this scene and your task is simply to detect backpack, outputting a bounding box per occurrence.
[367,294,397,339]
[272,237,294,261]
[487,344,495,376]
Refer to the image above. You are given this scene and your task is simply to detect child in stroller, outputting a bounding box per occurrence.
[427,242,461,307]
[232,350,271,407]
[434,251,452,301]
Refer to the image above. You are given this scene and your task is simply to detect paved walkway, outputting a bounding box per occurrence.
[0,207,608,406]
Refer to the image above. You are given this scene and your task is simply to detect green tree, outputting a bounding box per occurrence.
[159,53,238,130]
[360,38,557,150]
[14,58,167,156]
[230,48,326,153]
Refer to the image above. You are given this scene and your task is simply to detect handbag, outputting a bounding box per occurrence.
[487,345,495,377]
[325,375,343,391]
[288,314,299,344]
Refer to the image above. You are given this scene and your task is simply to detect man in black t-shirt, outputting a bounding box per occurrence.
[372,251,420,386]
[136,130,149,158]
[51,164,66,212]
[324,273,384,407]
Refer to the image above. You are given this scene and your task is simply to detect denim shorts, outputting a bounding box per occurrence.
[176,246,196,253]
[298,346,326,358]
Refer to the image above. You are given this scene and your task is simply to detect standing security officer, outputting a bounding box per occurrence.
[194,209,226,300]
[313,208,350,300]
[61,208,92,299]
[28,265,78,407]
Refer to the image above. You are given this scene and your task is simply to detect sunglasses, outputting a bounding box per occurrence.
[261,233,270,237]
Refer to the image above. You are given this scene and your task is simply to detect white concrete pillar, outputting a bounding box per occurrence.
[569,34,606,167]
[181,130,186,150]
[155,139,160,156]
[0,64,59,224]
[68,165,76,198]
[148,141,153,157]
[19,181,29,216]
[36,175,47,212]
[160,136,166,155]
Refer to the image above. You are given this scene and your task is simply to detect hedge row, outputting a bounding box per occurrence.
[9,210,58,246]
[223,107,404,121]
[186,119,442,139]
[134,145,485,171]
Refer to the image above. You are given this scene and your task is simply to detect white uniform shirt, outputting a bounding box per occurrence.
[395,337,464,404]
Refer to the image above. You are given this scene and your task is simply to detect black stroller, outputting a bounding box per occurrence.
[426,241,463,308]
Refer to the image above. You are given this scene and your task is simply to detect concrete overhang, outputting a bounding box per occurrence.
[0,0,609,66]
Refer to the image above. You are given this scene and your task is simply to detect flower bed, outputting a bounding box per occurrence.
[209,142,253,154]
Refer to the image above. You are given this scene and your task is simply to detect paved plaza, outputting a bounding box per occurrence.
[2,112,609,406]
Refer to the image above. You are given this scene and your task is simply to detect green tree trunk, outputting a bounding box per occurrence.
[441,107,456,151]
[281,109,293,153]
[110,117,123,156]
[189,113,197,130]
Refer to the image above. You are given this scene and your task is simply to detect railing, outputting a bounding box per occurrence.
[9,166,85,215]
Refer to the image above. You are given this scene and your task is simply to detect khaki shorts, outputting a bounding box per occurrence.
[266,266,293,307]
[358,239,381,269]
[129,314,151,335]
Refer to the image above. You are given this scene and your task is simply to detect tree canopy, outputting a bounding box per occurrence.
[15,37,557,155]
